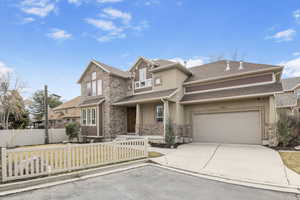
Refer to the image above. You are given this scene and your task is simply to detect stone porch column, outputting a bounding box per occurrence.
[136,104,141,135]
[163,100,170,137]
[268,95,278,146]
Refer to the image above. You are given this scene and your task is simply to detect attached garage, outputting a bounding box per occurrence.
[192,111,262,144]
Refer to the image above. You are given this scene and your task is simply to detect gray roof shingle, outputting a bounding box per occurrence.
[186,60,282,82]
[282,77,300,91]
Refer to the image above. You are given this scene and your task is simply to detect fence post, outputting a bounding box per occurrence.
[67,143,71,172]
[144,138,149,158]
[1,148,7,183]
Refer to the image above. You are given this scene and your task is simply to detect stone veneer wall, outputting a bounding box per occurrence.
[138,123,164,136]
[107,75,128,139]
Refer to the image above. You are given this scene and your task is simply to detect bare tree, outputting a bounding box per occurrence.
[0,72,26,129]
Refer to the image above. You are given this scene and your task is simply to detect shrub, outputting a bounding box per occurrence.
[165,121,175,147]
[65,122,80,142]
[277,111,300,147]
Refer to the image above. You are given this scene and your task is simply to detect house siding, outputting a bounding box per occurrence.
[185,73,273,93]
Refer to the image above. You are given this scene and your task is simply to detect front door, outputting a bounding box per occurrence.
[127,107,136,133]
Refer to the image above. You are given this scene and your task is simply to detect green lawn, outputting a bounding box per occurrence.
[279,151,300,174]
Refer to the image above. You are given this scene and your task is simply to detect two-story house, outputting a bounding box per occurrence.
[78,57,283,146]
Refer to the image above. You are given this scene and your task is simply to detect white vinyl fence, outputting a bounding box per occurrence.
[0,129,68,148]
[1,139,148,182]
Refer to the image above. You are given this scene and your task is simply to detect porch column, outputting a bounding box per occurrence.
[136,104,141,135]
[268,95,278,146]
[163,100,170,137]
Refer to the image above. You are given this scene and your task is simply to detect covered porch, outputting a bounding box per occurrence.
[114,89,177,143]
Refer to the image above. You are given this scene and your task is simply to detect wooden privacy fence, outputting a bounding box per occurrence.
[1,139,148,182]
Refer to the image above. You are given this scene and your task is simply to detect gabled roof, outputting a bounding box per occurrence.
[185,60,283,84]
[78,60,130,83]
[53,96,81,111]
[282,76,300,91]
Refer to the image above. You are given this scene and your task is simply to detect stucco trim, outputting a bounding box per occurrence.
[181,92,275,104]
[183,67,283,86]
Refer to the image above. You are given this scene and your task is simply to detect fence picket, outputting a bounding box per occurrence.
[1,139,148,182]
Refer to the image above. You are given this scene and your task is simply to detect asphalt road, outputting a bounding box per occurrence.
[2,166,299,200]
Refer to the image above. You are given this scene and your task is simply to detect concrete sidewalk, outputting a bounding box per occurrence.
[151,143,300,188]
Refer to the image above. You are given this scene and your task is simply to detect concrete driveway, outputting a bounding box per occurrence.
[151,143,300,187]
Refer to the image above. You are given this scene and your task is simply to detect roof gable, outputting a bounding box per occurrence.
[282,77,300,91]
[77,60,130,83]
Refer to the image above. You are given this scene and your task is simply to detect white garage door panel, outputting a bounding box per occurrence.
[193,111,261,144]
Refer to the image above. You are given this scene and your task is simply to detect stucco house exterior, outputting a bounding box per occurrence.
[77,57,284,146]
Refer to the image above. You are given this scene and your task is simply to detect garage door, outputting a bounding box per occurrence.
[193,111,261,144]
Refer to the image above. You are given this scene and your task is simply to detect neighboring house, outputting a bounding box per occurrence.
[78,57,283,146]
[275,77,300,114]
[48,96,81,128]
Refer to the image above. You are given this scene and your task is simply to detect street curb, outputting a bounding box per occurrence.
[0,159,148,196]
[149,163,300,194]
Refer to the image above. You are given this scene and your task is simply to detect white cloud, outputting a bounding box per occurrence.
[169,57,205,68]
[102,7,132,24]
[145,0,160,6]
[97,32,126,42]
[267,29,296,42]
[22,17,35,23]
[97,0,123,3]
[293,52,300,56]
[280,57,300,77]
[0,61,13,77]
[293,9,300,23]
[47,28,72,40]
[85,18,122,32]
[20,0,56,17]
[132,20,150,31]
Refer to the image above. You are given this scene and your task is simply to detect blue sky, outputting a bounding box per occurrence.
[1,0,300,100]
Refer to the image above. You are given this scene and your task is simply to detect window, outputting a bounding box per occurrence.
[139,68,146,82]
[87,109,91,125]
[155,78,161,85]
[91,108,96,125]
[92,72,97,80]
[97,80,102,95]
[92,80,97,96]
[82,109,87,125]
[82,108,96,126]
[156,105,164,122]
[86,82,92,96]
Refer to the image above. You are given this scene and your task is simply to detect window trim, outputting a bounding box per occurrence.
[155,105,164,122]
[82,107,97,126]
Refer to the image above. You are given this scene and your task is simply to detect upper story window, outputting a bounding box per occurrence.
[86,82,92,96]
[86,72,103,96]
[98,80,102,95]
[135,68,152,89]
[155,105,164,122]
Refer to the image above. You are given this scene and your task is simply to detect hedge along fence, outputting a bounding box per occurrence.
[1,139,148,182]
[0,129,68,148]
